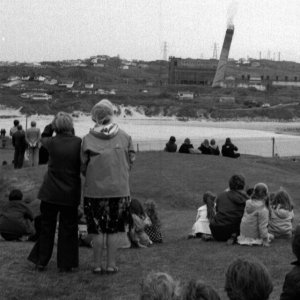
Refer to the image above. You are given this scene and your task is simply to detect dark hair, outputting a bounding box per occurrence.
[9,189,23,201]
[13,119,19,126]
[181,279,220,300]
[272,189,293,211]
[144,199,160,227]
[225,258,273,300]
[229,175,245,191]
[130,198,146,217]
[169,136,176,142]
[292,225,300,261]
[225,137,231,144]
[246,188,254,197]
[203,191,216,222]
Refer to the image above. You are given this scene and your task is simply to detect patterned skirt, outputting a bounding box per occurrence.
[84,197,131,234]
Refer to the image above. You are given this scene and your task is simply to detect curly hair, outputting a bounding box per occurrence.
[229,175,245,191]
[181,279,220,300]
[202,191,216,222]
[140,272,179,300]
[225,258,273,300]
[144,199,161,227]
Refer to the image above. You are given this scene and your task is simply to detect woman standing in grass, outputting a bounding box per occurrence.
[81,99,135,274]
[28,112,82,272]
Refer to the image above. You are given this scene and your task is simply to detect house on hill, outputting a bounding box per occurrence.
[59,81,74,88]
[85,83,94,89]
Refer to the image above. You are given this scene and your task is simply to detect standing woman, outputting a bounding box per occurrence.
[28,112,82,272]
[81,99,135,274]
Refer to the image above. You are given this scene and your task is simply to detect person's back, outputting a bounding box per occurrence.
[12,127,26,149]
[209,139,220,156]
[198,142,211,155]
[26,123,41,147]
[222,138,240,158]
[10,120,19,137]
[179,138,194,154]
[280,225,300,300]
[165,136,177,152]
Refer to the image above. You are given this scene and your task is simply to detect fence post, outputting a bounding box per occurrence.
[137,143,139,153]
[272,137,275,157]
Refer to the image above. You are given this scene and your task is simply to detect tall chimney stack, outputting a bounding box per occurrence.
[212,26,234,87]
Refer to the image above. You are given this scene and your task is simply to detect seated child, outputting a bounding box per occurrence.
[144,199,163,243]
[181,279,220,300]
[189,191,216,240]
[225,258,273,300]
[269,189,294,239]
[280,224,300,299]
[129,198,152,248]
[237,183,273,247]
[0,189,35,241]
[140,272,179,300]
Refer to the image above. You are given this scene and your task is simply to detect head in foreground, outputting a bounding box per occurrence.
[229,174,245,191]
[52,112,74,134]
[181,279,220,300]
[225,258,273,300]
[140,272,179,300]
[91,99,114,125]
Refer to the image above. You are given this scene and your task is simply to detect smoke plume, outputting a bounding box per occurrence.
[227,1,238,29]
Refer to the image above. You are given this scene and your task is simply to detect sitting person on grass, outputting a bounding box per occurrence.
[181,279,220,300]
[0,189,35,241]
[198,139,211,155]
[179,138,201,154]
[129,198,152,248]
[237,183,274,247]
[144,199,163,243]
[221,137,240,158]
[269,189,294,239]
[280,224,300,299]
[188,191,216,241]
[209,174,248,244]
[164,136,177,152]
[209,139,220,156]
[225,258,273,300]
[140,272,180,300]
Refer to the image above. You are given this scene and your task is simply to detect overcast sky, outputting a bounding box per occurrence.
[1,0,299,62]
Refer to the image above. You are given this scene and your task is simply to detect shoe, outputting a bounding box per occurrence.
[92,267,105,275]
[35,265,46,272]
[106,266,119,275]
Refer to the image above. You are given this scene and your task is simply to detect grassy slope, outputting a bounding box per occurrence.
[1,151,300,299]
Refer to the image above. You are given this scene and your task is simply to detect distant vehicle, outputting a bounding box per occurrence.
[176,91,194,100]
[262,103,270,108]
[31,93,52,101]
[20,93,31,99]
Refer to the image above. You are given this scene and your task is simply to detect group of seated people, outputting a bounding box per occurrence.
[188,174,294,247]
[164,136,240,158]
[140,231,300,300]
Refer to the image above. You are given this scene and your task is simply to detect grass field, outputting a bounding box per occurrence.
[1,150,300,299]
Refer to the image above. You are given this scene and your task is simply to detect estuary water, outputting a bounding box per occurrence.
[1,106,300,157]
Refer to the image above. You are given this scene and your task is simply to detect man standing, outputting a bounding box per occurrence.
[25,121,41,167]
[10,120,19,137]
[12,125,27,169]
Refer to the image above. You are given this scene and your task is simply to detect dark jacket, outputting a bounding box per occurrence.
[179,143,194,154]
[12,130,27,150]
[198,144,211,155]
[211,190,248,227]
[0,201,34,235]
[222,142,238,158]
[280,261,300,300]
[209,146,220,156]
[165,142,177,152]
[38,133,82,207]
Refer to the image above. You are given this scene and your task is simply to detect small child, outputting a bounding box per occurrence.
[181,279,220,300]
[140,272,179,300]
[189,191,216,241]
[280,224,300,299]
[268,189,294,239]
[225,258,273,300]
[237,183,273,247]
[144,199,163,243]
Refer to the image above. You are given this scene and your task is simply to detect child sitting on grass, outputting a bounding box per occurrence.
[181,279,220,300]
[237,183,273,247]
[188,191,216,241]
[225,258,273,300]
[140,272,180,300]
[268,189,294,239]
[144,199,163,244]
[280,224,300,299]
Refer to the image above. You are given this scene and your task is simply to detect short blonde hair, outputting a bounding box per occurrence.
[91,99,114,124]
[140,272,179,300]
[52,112,74,134]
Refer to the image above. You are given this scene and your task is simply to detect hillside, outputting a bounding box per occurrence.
[1,58,300,120]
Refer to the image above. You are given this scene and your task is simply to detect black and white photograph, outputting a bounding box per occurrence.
[0,0,300,299]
